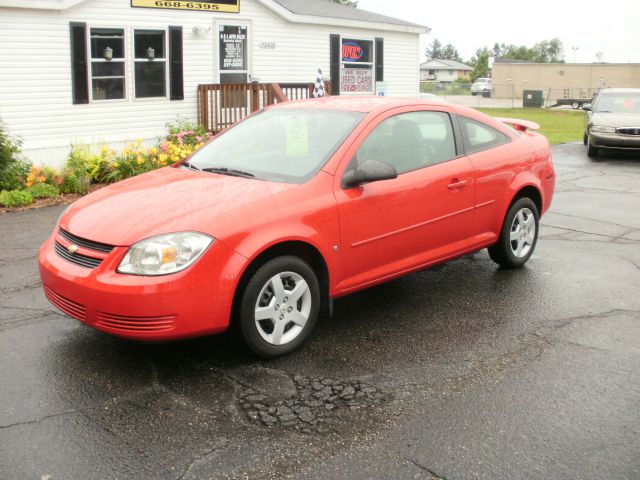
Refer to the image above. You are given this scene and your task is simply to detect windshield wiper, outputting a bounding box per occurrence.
[182,161,201,171]
[201,167,255,178]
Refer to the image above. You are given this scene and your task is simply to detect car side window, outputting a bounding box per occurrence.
[460,116,511,154]
[352,111,457,175]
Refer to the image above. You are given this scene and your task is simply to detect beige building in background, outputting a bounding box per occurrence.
[492,62,640,101]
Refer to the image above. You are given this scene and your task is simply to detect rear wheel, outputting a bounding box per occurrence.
[238,256,320,358]
[488,198,539,268]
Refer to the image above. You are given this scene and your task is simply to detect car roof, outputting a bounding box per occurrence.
[269,96,450,114]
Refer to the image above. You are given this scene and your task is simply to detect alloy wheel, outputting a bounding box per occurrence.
[509,207,536,258]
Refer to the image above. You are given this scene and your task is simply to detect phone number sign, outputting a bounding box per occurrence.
[131,0,240,13]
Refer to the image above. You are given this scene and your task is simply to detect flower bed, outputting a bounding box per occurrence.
[0,119,213,212]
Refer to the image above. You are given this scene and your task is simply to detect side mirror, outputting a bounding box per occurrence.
[582,104,592,111]
[342,160,398,189]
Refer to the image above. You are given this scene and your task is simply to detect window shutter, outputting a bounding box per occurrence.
[375,37,384,82]
[330,34,340,96]
[169,26,184,101]
[70,22,89,104]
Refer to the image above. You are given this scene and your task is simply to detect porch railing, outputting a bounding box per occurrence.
[197,81,331,133]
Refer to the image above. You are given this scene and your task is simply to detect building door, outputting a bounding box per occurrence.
[218,25,250,84]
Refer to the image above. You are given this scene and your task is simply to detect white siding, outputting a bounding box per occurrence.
[0,0,421,168]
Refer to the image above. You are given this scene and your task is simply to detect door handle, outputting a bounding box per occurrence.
[447,179,469,190]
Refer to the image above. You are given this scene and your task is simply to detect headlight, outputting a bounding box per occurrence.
[591,125,616,134]
[117,232,213,276]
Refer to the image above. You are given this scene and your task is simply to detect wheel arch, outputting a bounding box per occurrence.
[230,240,331,327]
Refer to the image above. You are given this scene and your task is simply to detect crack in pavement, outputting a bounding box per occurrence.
[0,409,77,430]
[539,224,640,243]
[546,211,640,232]
[405,458,447,480]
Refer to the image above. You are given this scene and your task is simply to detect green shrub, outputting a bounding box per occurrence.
[0,189,33,207]
[0,119,23,186]
[59,174,81,194]
[67,145,111,183]
[28,183,59,199]
[0,158,31,191]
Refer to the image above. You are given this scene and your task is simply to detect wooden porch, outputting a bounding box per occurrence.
[197,81,331,133]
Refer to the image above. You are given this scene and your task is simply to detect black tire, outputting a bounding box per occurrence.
[572,102,580,109]
[587,142,599,158]
[488,197,540,269]
[583,132,588,145]
[471,92,478,96]
[238,256,320,358]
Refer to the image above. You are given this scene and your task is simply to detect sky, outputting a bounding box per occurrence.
[356,0,640,64]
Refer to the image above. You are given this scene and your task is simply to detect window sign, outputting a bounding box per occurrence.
[131,0,240,13]
[341,39,373,64]
[340,37,374,94]
[219,25,247,71]
[340,67,373,94]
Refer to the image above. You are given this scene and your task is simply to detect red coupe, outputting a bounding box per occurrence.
[39,97,555,357]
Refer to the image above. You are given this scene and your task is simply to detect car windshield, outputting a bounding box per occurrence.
[186,108,365,183]
[594,93,640,113]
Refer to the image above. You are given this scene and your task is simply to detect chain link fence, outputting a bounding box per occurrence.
[420,82,599,110]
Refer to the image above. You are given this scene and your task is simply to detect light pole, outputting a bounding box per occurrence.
[571,46,579,63]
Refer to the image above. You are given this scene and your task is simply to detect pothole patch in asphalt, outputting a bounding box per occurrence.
[235,368,386,433]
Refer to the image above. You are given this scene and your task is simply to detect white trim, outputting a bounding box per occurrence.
[0,0,428,34]
[0,0,88,10]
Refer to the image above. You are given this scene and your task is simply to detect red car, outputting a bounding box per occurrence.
[39,97,555,357]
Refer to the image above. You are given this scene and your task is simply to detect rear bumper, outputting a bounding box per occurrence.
[38,232,247,341]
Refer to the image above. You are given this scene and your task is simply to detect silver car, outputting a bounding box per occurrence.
[584,88,640,157]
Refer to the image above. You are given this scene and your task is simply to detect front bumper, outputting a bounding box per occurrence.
[38,230,247,341]
[590,132,640,150]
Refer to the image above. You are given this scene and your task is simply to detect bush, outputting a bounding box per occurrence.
[0,158,31,191]
[28,183,59,199]
[59,174,81,194]
[67,145,111,183]
[0,189,33,207]
[0,119,23,186]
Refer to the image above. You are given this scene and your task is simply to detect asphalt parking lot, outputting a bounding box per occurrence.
[1,142,639,480]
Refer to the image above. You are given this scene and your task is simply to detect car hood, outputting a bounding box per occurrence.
[590,112,640,127]
[61,167,296,246]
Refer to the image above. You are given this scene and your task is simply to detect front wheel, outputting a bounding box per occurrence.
[238,256,320,358]
[587,142,599,158]
[488,198,539,268]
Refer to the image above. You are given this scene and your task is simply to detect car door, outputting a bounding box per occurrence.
[458,116,525,246]
[333,107,476,293]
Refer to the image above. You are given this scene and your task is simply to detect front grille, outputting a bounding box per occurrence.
[59,228,115,253]
[54,242,103,269]
[44,286,86,321]
[96,312,177,333]
[617,127,640,136]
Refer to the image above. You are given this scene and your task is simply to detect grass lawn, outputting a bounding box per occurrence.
[477,108,584,145]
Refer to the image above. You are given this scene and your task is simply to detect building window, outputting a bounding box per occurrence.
[90,28,125,100]
[134,30,167,98]
[340,38,374,94]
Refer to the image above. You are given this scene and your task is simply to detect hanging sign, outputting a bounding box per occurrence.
[219,26,247,71]
[131,0,240,13]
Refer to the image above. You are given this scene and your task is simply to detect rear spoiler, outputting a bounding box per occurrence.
[495,117,541,132]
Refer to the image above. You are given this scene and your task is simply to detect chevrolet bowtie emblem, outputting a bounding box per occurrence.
[68,244,79,254]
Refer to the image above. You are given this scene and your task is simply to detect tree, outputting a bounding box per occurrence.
[425,38,443,61]
[488,38,565,63]
[332,0,358,6]
[425,39,463,62]
[469,48,490,80]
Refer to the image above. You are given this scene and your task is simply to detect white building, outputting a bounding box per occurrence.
[420,59,472,82]
[0,0,427,168]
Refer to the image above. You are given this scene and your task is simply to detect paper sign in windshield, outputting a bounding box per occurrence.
[287,118,309,157]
